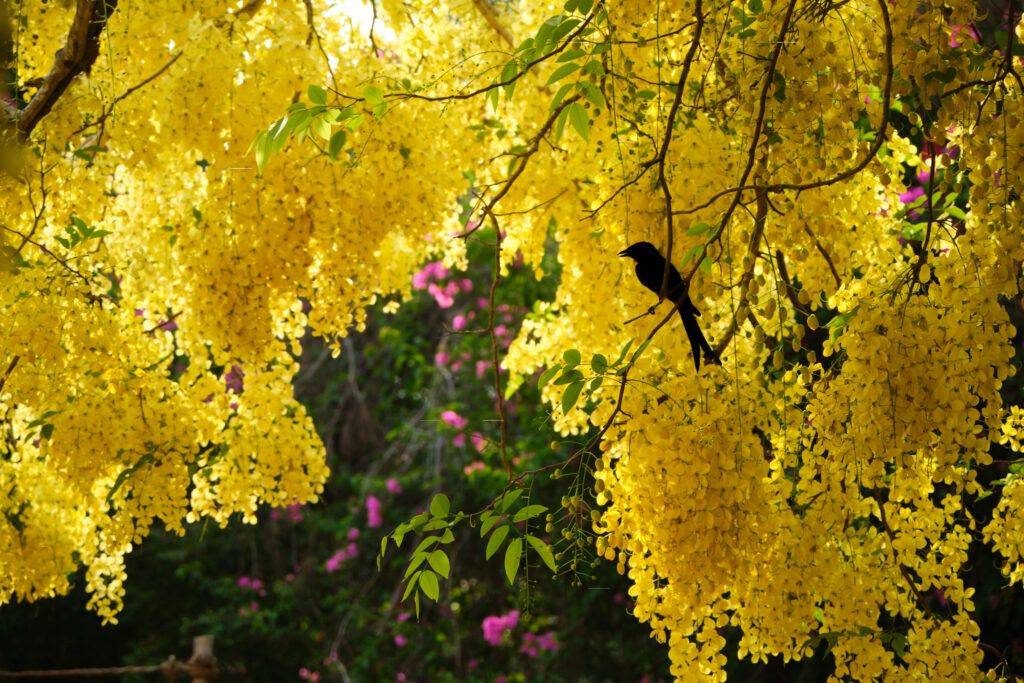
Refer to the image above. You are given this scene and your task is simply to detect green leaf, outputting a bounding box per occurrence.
[577,0,594,12]
[546,62,581,86]
[628,339,653,366]
[499,488,525,511]
[427,549,450,578]
[486,524,509,559]
[682,243,704,266]
[307,84,327,105]
[578,82,606,109]
[562,348,581,367]
[512,504,547,522]
[500,59,518,85]
[504,537,523,584]
[480,511,499,538]
[515,36,535,54]
[526,535,557,571]
[363,85,384,103]
[414,536,440,554]
[561,379,585,414]
[554,103,571,140]
[538,363,562,389]
[590,353,607,375]
[430,493,450,518]
[553,368,584,385]
[699,256,712,274]
[686,222,713,236]
[402,571,420,601]
[40,423,54,440]
[550,83,575,112]
[634,90,656,99]
[550,18,581,45]
[344,114,365,131]
[419,570,440,601]
[557,47,588,62]
[611,339,633,367]
[567,101,589,141]
[328,130,346,160]
[589,375,603,391]
[504,372,525,400]
[404,552,428,578]
[372,102,388,118]
[311,116,332,141]
[253,131,269,173]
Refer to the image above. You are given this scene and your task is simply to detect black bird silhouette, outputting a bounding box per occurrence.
[618,241,719,371]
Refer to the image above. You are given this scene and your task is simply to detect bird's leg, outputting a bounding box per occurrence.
[647,304,658,316]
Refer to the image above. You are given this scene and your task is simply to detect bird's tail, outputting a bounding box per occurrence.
[680,309,719,371]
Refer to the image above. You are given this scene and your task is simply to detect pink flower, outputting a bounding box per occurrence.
[237,576,251,588]
[475,360,490,378]
[394,634,408,647]
[325,554,344,573]
[495,324,507,337]
[536,631,559,651]
[397,612,411,622]
[452,315,467,331]
[386,477,402,493]
[366,495,383,528]
[463,461,485,475]
[347,527,360,540]
[477,297,489,309]
[471,432,486,452]
[481,611,519,645]
[225,364,244,393]
[453,434,466,447]
[428,283,454,308]
[434,352,450,366]
[459,278,473,292]
[440,410,467,429]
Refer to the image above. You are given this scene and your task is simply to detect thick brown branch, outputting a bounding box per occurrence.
[16,0,119,139]
[471,0,515,47]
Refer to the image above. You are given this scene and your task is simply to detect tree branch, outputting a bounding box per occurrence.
[471,0,514,47]
[15,0,119,140]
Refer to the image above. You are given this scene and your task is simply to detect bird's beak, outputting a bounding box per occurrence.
[617,248,630,257]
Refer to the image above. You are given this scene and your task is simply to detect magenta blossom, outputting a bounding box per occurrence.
[386,477,402,494]
[482,610,520,645]
[366,495,383,528]
[440,410,468,429]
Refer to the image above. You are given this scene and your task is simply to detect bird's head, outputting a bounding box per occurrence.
[618,241,660,261]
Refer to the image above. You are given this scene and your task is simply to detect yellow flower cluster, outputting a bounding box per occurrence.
[2,1,1024,679]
